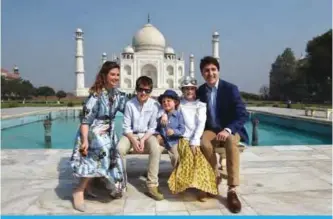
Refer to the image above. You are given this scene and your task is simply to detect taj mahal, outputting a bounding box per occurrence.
[74,17,220,97]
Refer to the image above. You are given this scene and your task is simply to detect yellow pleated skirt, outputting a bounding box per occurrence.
[167,138,219,195]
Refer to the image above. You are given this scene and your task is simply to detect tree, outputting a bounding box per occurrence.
[37,86,55,103]
[269,48,297,100]
[1,76,9,99]
[259,85,269,100]
[305,29,332,102]
[1,77,21,100]
[56,90,67,104]
[240,92,260,101]
[17,79,35,102]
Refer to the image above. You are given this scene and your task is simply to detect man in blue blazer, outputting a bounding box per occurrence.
[196,56,249,213]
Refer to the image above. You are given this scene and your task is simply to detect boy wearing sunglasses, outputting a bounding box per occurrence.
[117,76,165,201]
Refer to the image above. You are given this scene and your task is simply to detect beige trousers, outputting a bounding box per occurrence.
[201,130,241,186]
[118,135,164,187]
[168,144,179,168]
[156,134,179,168]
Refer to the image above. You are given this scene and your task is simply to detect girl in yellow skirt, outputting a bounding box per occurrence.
[160,76,219,201]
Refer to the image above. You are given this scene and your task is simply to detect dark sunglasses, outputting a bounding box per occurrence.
[136,87,152,94]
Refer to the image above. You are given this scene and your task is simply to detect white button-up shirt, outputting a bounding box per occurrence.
[123,97,159,137]
[179,99,207,146]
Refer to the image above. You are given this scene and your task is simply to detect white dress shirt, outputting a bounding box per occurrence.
[122,97,159,138]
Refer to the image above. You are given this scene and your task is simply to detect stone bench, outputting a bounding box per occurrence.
[128,143,246,155]
[304,107,332,119]
[128,143,247,179]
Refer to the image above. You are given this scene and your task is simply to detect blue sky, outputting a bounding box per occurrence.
[1,0,332,93]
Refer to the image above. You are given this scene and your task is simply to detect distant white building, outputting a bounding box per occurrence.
[74,16,220,97]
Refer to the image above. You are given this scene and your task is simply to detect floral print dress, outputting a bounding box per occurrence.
[70,88,128,197]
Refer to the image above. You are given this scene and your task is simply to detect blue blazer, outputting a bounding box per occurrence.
[197,79,249,144]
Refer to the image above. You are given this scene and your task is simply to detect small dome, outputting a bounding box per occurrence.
[123,45,134,53]
[102,52,107,56]
[164,46,175,54]
[190,54,194,58]
[132,23,166,52]
[76,28,83,33]
[213,31,219,36]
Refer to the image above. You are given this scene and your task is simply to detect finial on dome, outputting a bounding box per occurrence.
[148,13,150,23]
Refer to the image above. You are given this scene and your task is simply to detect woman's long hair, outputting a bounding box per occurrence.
[90,61,120,94]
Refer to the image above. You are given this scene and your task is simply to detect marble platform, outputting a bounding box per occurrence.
[247,107,332,123]
[1,145,332,215]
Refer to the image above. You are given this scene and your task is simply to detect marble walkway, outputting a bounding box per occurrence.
[247,107,332,123]
[1,145,332,215]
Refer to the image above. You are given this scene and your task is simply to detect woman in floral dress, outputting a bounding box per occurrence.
[70,61,128,212]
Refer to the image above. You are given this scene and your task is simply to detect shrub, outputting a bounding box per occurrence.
[8,103,19,108]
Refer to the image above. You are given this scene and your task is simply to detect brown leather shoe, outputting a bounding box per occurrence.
[216,175,222,185]
[227,190,242,213]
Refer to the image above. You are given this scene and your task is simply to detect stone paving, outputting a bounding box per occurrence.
[1,107,78,119]
[247,107,332,123]
[1,145,332,215]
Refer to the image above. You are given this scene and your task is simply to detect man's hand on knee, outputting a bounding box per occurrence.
[216,130,230,141]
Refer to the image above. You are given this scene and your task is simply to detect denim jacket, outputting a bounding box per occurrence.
[156,109,185,149]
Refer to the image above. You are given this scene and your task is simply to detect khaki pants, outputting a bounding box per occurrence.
[118,135,164,188]
[168,145,179,168]
[200,130,240,186]
[156,134,179,168]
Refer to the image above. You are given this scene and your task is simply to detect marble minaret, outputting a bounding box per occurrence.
[212,31,220,62]
[189,54,195,78]
[75,28,85,96]
[102,52,107,64]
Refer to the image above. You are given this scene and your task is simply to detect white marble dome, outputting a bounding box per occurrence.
[132,23,166,52]
[164,46,175,54]
[123,45,134,53]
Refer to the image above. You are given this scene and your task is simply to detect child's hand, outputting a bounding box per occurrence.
[156,135,164,146]
[190,145,200,155]
[166,128,174,136]
[160,114,168,126]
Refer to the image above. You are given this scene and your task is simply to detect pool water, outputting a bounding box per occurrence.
[1,116,331,149]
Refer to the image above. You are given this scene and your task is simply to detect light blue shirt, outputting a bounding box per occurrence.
[122,97,159,136]
[206,80,232,134]
[207,81,219,128]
